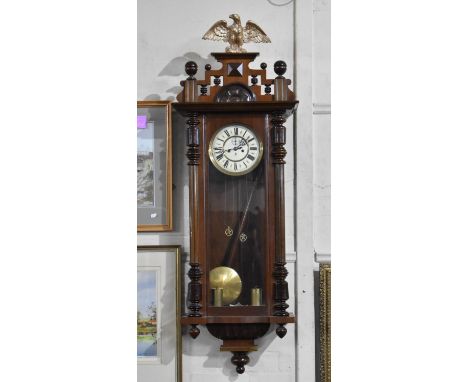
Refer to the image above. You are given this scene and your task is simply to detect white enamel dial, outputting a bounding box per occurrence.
[208,124,263,176]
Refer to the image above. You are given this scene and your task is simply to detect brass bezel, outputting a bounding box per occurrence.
[208,124,264,177]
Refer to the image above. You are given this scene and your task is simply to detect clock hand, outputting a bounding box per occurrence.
[226,141,237,153]
[229,140,247,152]
[234,141,247,151]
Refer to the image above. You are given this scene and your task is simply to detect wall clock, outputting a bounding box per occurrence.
[173,52,298,374]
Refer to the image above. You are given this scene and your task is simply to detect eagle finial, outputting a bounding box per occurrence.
[202,14,271,53]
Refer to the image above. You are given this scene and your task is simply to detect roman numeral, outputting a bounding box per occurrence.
[250,146,258,150]
[248,137,255,143]
[217,138,225,143]
[243,130,247,137]
[234,127,238,135]
[234,163,237,171]
[216,153,224,161]
[247,154,255,161]
[224,160,229,168]
[224,130,230,137]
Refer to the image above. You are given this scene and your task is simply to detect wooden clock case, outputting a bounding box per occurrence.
[173,52,298,374]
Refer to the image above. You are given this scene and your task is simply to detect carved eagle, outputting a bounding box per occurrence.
[203,14,271,53]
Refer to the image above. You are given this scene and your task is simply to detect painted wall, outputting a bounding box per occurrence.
[137,0,330,380]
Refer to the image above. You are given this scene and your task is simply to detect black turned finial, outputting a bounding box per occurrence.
[185,61,198,79]
[274,60,287,78]
[205,64,211,71]
[231,352,250,374]
[260,62,267,70]
[189,325,200,339]
[276,324,287,338]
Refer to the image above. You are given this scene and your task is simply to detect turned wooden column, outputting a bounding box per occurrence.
[184,62,203,339]
[270,61,291,340]
[271,109,289,339]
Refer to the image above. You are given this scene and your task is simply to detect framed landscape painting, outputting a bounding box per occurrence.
[137,101,173,232]
[137,268,159,358]
[137,245,182,382]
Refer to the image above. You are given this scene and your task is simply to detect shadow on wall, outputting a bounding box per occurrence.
[143,94,162,101]
[199,325,277,380]
[143,52,219,101]
[266,0,294,5]
[158,52,218,77]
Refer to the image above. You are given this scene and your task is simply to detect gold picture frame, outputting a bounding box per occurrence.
[137,245,182,382]
[319,263,331,382]
[137,101,173,232]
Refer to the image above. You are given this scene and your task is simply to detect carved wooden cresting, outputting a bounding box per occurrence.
[176,53,294,103]
[173,52,298,374]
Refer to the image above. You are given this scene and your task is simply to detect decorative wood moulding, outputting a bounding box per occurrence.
[176,53,296,104]
[312,103,331,115]
[315,251,331,264]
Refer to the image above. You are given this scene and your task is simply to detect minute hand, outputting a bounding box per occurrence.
[234,140,247,150]
[227,140,247,153]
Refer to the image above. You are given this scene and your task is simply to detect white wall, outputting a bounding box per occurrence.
[137,0,330,380]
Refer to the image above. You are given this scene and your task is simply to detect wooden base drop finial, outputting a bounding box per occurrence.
[276,324,287,338]
[231,352,250,374]
[189,324,200,339]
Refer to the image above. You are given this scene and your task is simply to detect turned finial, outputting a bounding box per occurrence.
[274,60,287,78]
[185,61,198,79]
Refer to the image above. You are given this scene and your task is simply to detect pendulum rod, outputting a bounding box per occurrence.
[222,166,264,267]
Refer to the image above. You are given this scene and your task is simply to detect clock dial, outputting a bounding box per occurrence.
[209,125,263,176]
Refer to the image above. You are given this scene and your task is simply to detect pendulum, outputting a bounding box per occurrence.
[224,173,233,237]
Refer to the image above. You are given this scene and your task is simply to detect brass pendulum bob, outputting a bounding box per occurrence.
[209,266,242,305]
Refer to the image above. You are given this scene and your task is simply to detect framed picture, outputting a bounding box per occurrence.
[137,245,182,382]
[319,264,331,382]
[137,101,173,232]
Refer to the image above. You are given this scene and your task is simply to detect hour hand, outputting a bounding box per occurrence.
[233,140,247,151]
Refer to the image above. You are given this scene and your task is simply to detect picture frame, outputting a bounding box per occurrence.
[137,101,173,232]
[319,264,331,382]
[137,245,182,382]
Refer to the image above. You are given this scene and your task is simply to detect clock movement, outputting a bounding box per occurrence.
[173,52,298,374]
